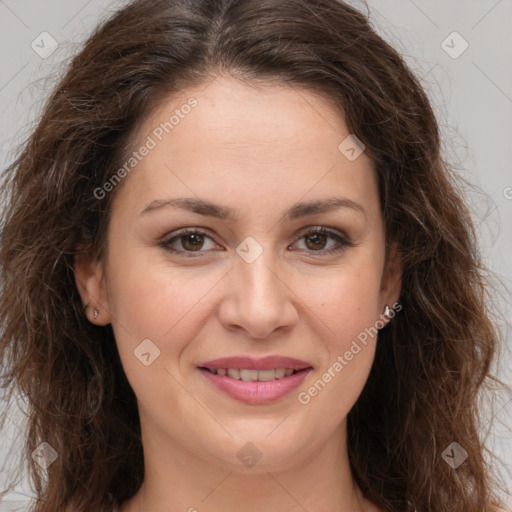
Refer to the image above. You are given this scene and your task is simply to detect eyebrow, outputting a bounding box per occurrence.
[140,196,366,220]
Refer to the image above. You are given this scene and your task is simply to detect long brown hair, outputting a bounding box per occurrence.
[0,0,508,510]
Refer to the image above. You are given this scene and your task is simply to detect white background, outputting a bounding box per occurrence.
[0,0,511,509]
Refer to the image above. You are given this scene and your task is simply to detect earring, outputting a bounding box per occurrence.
[383,304,392,319]
[93,309,99,320]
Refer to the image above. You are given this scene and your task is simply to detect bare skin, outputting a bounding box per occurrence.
[75,75,401,512]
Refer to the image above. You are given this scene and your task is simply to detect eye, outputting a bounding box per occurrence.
[290,226,354,256]
[159,226,353,257]
[159,228,218,256]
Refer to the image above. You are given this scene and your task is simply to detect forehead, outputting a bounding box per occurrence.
[113,76,379,220]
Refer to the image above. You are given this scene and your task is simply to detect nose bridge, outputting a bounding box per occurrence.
[235,239,283,303]
[220,235,297,337]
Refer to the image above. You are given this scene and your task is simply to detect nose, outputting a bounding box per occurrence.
[218,249,299,339]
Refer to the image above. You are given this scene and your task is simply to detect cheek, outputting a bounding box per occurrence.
[305,261,383,346]
[295,259,382,411]
[104,244,221,373]
[105,239,202,334]
[298,292,379,428]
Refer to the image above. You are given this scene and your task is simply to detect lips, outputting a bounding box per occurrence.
[199,355,312,371]
[206,368,296,381]
[198,355,313,405]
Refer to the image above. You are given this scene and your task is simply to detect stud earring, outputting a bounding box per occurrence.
[383,304,392,319]
[93,309,99,320]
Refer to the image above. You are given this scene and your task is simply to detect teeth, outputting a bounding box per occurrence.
[227,369,240,379]
[211,368,297,381]
[275,368,286,379]
[240,369,259,381]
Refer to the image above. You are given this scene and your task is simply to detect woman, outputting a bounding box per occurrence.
[0,0,508,511]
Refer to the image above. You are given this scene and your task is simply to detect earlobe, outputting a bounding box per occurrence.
[378,243,402,328]
[380,242,402,309]
[74,252,111,325]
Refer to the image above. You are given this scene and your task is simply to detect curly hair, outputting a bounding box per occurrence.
[0,0,508,511]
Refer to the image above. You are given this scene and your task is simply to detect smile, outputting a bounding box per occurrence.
[198,366,312,405]
[202,367,298,381]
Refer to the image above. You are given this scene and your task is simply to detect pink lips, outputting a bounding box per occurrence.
[198,355,312,405]
[200,355,311,371]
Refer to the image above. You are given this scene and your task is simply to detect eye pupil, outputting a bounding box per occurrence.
[182,233,204,251]
[162,227,347,257]
[305,233,327,250]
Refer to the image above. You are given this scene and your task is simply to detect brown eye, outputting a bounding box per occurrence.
[160,228,218,255]
[180,232,206,251]
[159,226,353,258]
[292,227,354,256]
[304,232,329,251]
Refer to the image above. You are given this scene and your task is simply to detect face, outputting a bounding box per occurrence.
[76,75,401,472]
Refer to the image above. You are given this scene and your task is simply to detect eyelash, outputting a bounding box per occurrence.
[158,226,354,258]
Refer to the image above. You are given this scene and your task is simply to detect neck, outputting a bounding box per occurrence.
[119,413,375,512]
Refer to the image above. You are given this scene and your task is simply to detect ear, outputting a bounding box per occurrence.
[380,241,402,314]
[74,251,111,325]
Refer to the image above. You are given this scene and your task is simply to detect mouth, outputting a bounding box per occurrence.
[199,367,303,381]
[197,356,313,405]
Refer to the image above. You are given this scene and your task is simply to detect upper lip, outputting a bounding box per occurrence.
[199,355,312,371]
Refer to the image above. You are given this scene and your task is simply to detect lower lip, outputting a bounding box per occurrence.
[198,368,312,405]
